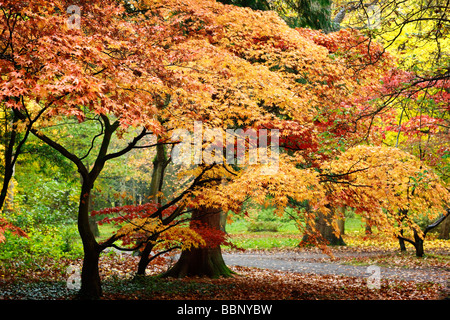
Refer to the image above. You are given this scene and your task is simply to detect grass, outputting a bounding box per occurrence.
[225,217,365,250]
[225,233,303,250]
[226,218,299,234]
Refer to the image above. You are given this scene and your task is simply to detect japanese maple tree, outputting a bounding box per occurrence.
[321,145,449,256]
[0,0,220,299]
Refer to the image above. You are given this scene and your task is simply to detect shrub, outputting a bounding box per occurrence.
[0,225,82,265]
[247,221,280,232]
[14,178,78,228]
[257,207,291,223]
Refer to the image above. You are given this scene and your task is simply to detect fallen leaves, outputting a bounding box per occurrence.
[0,252,447,300]
[343,230,450,254]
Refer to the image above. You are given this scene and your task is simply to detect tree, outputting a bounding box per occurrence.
[115,0,399,276]
[90,202,212,274]
[339,1,450,245]
[0,0,221,299]
[217,0,272,10]
[321,145,450,257]
[7,0,442,295]
[333,0,449,79]
[332,0,450,158]
[397,209,449,256]
[163,205,234,278]
[0,1,77,211]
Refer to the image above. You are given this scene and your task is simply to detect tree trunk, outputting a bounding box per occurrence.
[133,142,170,262]
[397,212,449,258]
[301,205,345,246]
[78,242,102,299]
[5,163,15,211]
[163,207,233,278]
[365,220,373,235]
[398,228,407,251]
[136,235,158,276]
[77,180,102,299]
[0,112,18,212]
[398,235,407,251]
[88,190,100,237]
[314,210,345,246]
[397,210,408,251]
[149,143,169,204]
[413,230,424,258]
[164,246,232,278]
[438,215,450,240]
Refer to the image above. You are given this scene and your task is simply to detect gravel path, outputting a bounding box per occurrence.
[222,251,449,285]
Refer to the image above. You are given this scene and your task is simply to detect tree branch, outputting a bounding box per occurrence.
[424,209,450,236]
[29,126,87,178]
[102,127,147,162]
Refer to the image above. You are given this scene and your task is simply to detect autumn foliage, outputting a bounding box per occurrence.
[0,0,449,300]
[91,202,234,254]
[0,217,27,243]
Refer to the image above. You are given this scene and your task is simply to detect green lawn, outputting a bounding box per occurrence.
[224,217,365,250]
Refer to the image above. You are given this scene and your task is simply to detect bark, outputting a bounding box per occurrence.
[413,230,424,258]
[337,207,345,235]
[163,207,233,278]
[398,229,407,252]
[163,246,232,278]
[87,178,99,237]
[134,142,170,268]
[303,209,345,246]
[397,210,449,257]
[438,215,450,239]
[136,235,157,276]
[148,143,170,204]
[0,112,23,211]
[28,114,148,299]
[1,106,48,212]
[397,209,408,252]
[77,181,102,299]
[365,219,373,235]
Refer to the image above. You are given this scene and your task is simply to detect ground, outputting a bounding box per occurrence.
[0,245,448,300]
[1,222,449,300]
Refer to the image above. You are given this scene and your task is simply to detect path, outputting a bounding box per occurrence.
[222,251,449,285]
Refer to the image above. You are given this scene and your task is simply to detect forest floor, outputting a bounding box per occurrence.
[0,245,448,300]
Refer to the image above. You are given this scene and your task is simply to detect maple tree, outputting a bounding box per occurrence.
[163,205,235,278]
[0,0,213,299]
[107,0,402,277]
[325,1,450,241]
[320,145,450,256]
[331,0,449,176]
[90,202,221,275]
[0,0,280,297]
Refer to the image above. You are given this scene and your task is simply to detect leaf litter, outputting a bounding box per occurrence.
[0,250,447,300]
